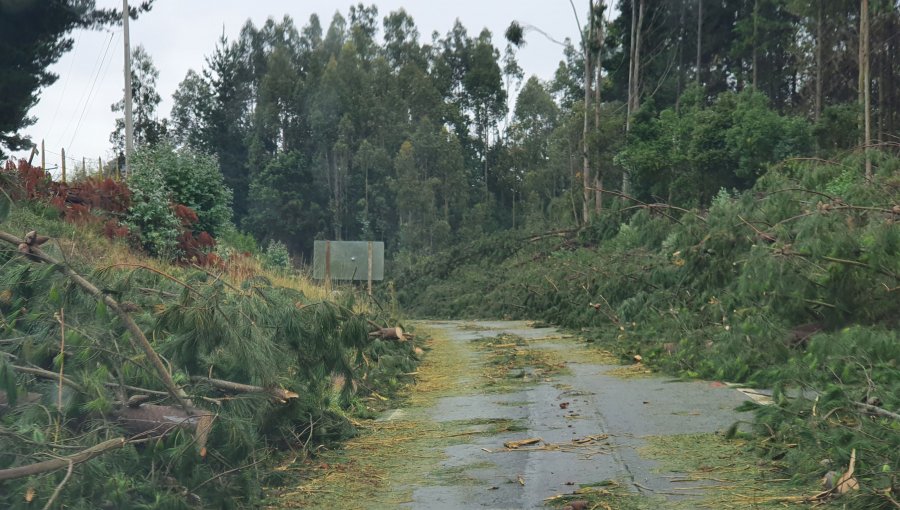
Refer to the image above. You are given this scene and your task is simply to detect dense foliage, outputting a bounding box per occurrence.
[130,144,232,238]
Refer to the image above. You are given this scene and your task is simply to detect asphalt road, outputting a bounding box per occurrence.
[395,320,756,509]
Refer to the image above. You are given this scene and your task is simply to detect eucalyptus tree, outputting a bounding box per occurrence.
[110,45,165,151]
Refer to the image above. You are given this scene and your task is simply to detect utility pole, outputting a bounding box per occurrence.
[122,0,134,177]
[41,140,45,172]
[61,148,67,184]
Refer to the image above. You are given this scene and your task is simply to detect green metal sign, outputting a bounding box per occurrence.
[312,240,384,281]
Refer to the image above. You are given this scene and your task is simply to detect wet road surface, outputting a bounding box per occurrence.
[392,320,756,509]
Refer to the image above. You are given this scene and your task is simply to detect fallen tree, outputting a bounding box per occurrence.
[0,230,192,412]
[0,219,418,508]
[395,152,899,509]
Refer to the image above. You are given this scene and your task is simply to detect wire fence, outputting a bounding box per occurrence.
[22,140,124,183]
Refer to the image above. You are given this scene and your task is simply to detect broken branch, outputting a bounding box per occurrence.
[0,437,126,481]
[854,402,900,421]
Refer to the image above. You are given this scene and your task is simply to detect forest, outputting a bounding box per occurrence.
[0,0,898,508]
[3,1,898,258]
[153,0,899,260]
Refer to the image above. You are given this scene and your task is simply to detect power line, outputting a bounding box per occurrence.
[67,31,118,150]
[45,31,82,141]
[60,31,115,144]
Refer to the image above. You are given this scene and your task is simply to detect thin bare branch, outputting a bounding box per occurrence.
[41,459,74,510]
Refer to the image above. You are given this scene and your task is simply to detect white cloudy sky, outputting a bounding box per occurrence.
[18,1,591,169]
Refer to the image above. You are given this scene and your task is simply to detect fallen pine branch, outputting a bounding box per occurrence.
[524,228,578,242]
[0,230,192,412]
[191,376,299,403]
[41,459,73,510]
[586,187,697,224]
[0,391,42,413]
[102,381,222,406]
[99,262,200,296]
[9,363,84,393]
[854,401,900,421]
[0,437,126,481]
[115,404,213,438]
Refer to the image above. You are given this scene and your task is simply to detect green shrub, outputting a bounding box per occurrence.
[131,143,233,236]
[124,158,181,257]
[217,226,259,254]
[263,239,292,271]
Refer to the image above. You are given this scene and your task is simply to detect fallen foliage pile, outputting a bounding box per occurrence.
[0,170,418,508]
[396,151,899,508]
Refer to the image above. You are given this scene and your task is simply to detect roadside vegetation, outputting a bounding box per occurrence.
[396,153,899,508]
[0,158,419,509]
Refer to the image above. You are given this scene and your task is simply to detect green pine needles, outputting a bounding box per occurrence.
[0,207,417,508]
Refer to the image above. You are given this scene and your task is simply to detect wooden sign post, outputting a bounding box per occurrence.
[324,240,332,292]
[367,241,373,296]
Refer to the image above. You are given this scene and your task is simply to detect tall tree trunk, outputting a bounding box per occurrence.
[483,118,490,197]
[860,0,872,181]
[696,0,702,85]
[877,17,885,142]
[633,0,644,114]
[365,164,369,229]
[594,0,605,214]
[752,0,759,89]
[888,13,897,136]
[581,0,595,224]
[581,16,594,224]
[814,0,824,122]
[623,0,644,197]
[676,0,687,112]
[570,152,580,226]
[594,53,603,213]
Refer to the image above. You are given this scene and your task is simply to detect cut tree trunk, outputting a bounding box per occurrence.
[370,327,406,341]
[114,404,212,437]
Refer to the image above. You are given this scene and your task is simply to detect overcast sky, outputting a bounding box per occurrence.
[18,1,591,169]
